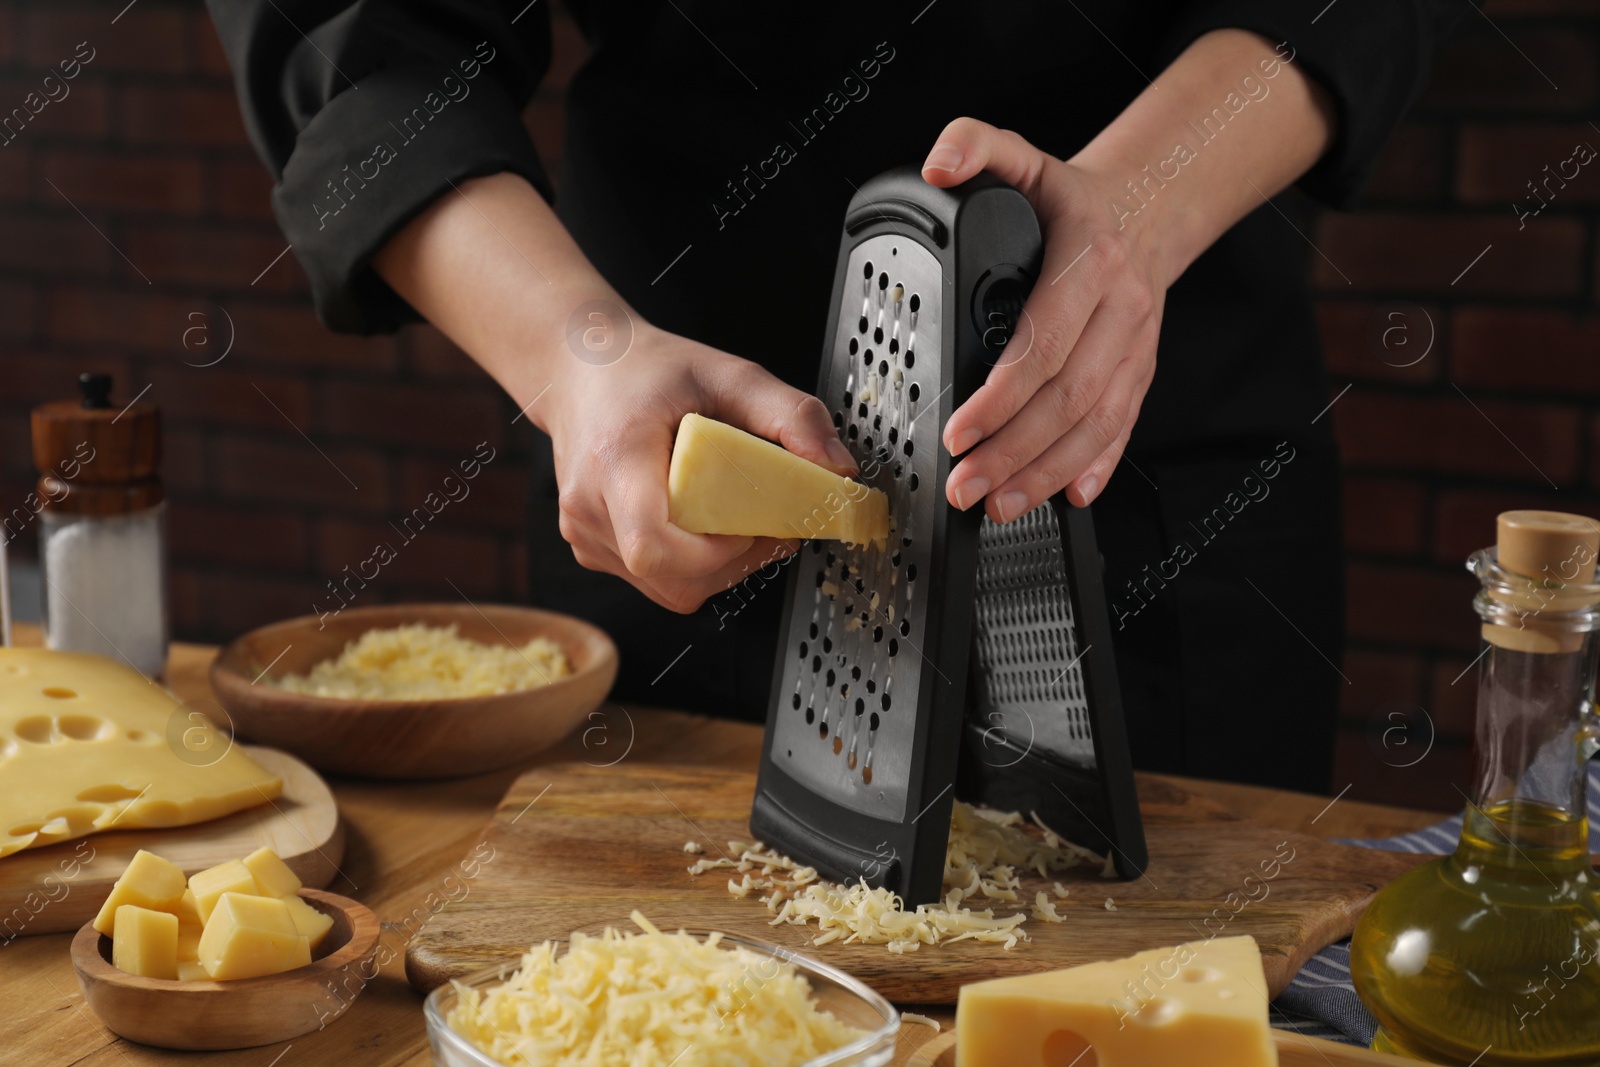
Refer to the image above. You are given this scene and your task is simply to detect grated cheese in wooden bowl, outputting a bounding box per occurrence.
[444,912,863,1067]
[271,623,571,700]
[687,802,1112,953]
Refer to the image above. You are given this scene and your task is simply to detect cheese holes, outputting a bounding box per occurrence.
[58,715,112,741]
[42,686,77,699]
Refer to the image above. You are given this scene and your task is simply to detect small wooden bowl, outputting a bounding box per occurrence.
[210,603,619,779]
[71,888,381,1051]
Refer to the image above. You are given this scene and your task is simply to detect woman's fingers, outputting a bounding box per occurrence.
[920,117,1049,201]
[705,359,858,475]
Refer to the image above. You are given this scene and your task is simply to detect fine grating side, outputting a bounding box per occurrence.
[769,233,944,823]
[971,504,1097,767]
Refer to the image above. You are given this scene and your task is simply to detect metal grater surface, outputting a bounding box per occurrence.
[971,505,1096,767]
[769,232,943,823]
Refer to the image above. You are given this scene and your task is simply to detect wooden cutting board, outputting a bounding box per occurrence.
[0,745,343,936]
[405,762,1426,1003]
[902,1028,1426,1067]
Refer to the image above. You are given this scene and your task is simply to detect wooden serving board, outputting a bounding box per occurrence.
[901,1028,1429,1067]
[0,746,344,936]
[405,763,1425,1003]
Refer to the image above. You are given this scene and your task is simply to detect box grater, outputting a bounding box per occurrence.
[751,166,1147,906]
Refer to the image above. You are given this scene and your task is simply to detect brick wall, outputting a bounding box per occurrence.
[1,2,1596,810]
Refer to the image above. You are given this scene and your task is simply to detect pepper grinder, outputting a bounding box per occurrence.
[31,373,168,677]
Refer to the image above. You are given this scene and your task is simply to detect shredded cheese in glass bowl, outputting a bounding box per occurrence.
[423,913,899,1067]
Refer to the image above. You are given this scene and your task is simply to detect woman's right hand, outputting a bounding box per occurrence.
[539,322,858,613]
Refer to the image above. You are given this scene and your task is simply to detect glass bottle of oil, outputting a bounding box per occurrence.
[1351,510,1600,1065]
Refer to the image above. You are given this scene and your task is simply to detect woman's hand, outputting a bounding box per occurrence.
[540,324,858,613]
[922,118,1162,521]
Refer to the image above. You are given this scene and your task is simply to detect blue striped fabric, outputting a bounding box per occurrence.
[1272,762,1600,1046]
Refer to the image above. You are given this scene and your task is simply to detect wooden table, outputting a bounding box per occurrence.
[2,634,1441,1066]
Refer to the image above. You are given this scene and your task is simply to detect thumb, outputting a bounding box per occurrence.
[708,361,858,476]
[921,117,1048,203]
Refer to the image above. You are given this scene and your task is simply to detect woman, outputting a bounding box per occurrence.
[206,1,1458,792]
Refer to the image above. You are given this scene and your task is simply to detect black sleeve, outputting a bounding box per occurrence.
[1161,1,1465,209]
[204,1,554,334]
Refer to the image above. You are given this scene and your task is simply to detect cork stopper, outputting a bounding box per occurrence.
[31,374,163,515]
[1482,510,1600,654]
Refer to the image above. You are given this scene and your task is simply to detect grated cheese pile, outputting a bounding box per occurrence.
[445,912,862,1067]
[272,622,571,700]
[687,802,1113,954]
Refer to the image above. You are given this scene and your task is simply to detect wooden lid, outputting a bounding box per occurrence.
[31,374,162,514]
[1497,510,1599,584]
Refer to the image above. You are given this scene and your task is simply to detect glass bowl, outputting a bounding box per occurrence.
[423,931,899,1067]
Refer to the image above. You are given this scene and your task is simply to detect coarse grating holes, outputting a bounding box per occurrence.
[826,668,836,688]
[906,563,918,582]
[809,622,819,638]
[805,706,815,724]
[909,382,920,402]
[878,271,888,290]
[889,337,898,354]
[823,636,833,653]
[792,692,801,710]
[888,639,899,657]
[909,473,919,491]
[848,337,858,355]
[874,326,885,344]
[904,439,914,456]
[909,293,920,312]
[848,424,859,439]
[820,720,829,738]
[859,315,869,333]
[799,641,808,658]
[833,411,844,428]
[855,697,865,715]
[869,712,881,731]
[864,348,873,367]
[878,360,889,377]
[904,350,915,369]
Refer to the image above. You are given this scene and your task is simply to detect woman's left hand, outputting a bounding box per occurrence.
[921,117,1163,520]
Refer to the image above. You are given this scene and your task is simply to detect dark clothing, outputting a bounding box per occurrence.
[207,0,1460,793]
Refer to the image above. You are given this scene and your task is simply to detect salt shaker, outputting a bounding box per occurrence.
[31,373,168,677]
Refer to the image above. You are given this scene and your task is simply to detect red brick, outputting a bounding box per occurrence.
[44,285,190,349]
[190,8,234,79]
[1344,476,1427,556]
[1333,730,1470,813]
[40,150,205,215]
[212,159,275,221]
[1453,307,1600,394]
[163,426,207,495]
[1316,301,1440,384]
[169,501,308,570]
[503,538,528,600]
[0,351,130,407]
[1347,562,1481,653]
[24,8,188,75]
[318,380,504,451]
[1421,28,1597,113]
[314,517,503,598]
[1338,649,1427,727]
[213,435,389,513]
[1483,0,1600,15]
[123,224,305,294]
[0,143,28,202]
[1335,391,1582,485]
[403,324,484,380]
[0,6,13,64]
[0,280,36,341]
[1311,214,1584,296]
[208,571,325,639]
[1365,124,1445,203]
[1431,488,1579,566]
[147,365,311,430]
[0,213,112,276]
[399,456,527,533]
[1589,416,1600,489]
[226,301,398,372]
[169,563,205,636]
[121,86,250,147]
[0,78,111,139]
[1428,659,1481,740]
[1458,125,1600,205]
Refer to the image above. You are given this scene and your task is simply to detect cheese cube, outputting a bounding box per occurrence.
[175,888,203,927]
[282,894,335,952]
[176,921,202,963]
[111,905,178,981]
[188,859,259,925]
[177,961,210,982]
[242,847,301,898]
[667,414,889,546]
[956,935,1276,1067]
[91,850,186,936]
[198,893,311,981]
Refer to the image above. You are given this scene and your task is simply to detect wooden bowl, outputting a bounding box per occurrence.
[209,603,619,779]
[71,888,380,1051]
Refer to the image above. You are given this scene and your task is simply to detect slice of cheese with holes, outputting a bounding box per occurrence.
[955,934,1276,1067]
[0,648,282,859]
[667,413,889,547]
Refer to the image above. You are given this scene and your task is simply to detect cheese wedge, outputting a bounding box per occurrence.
[0,648,282,859]
[956,935,1277,1067]
[667,414,888,546]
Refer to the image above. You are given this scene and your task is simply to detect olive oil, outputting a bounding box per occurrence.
[1350,511,1600,1066]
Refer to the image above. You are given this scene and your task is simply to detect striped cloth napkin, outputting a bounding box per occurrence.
[1270,762,1600,1046]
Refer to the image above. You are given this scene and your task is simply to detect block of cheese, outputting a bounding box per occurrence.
[282,893,335,951]
[188,859,260,926]
[242,846,302,898]
[0,648,283,859]
[91,849,186,937]
[667,414,888,547]
[955,935,1277,1067]
[198,892,311,981]
[111,905,179,980]
[177,961,210,982]
[176,921,203,964]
